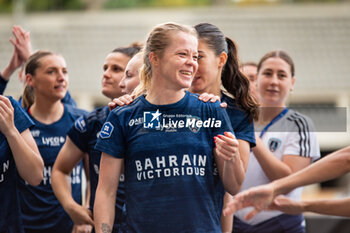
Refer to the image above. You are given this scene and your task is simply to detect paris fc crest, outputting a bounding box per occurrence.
[268,138,282,152]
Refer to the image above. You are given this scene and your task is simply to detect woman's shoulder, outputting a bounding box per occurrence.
[285,109,316,130]
[65,104,88,118]
[110,96,144,116]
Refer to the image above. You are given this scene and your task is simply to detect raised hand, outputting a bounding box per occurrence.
[10,25,32,61]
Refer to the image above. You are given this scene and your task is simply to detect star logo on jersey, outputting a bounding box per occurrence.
[143,110,161,129]
[100,122,114,139]
[268,138,282,152]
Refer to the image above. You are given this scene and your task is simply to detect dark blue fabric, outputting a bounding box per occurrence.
[0,97,33,233]
[95,91,234,233]
[221,93,256,148]
[62,91,77,107]
[67,106,126,231]
[0,74,8,95]
[17,104,87,233]
[233,214,305,233]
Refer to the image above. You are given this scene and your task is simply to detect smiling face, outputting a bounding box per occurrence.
[257,57,295,107]
[27,54,68,102]
[119,53,143,95]
[190,39,222,94]
[153,31,198,91]
[101,52,131,99]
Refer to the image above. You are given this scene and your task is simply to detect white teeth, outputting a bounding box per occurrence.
[181,71,192,75]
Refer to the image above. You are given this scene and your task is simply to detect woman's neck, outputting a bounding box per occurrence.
[257,105,286,126]
[30,98,64,124]
[146,88,186,105]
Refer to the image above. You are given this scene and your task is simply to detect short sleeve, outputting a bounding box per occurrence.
[0,73,8,95]
[94,111,125,158]
[213,104,234,137]
[10,97,34,133]
[234,115,256,147]
[283,117,320,161]
[67,115,90,153]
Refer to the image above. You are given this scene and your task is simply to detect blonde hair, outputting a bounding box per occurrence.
[132,22,197,97]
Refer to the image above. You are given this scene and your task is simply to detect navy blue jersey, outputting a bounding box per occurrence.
[222,93,256,147]
[67,106,125,229]
[95,91,233,233]
[0,74,7,95]
[62,91,77,107]
[17,104,87,233]
[0,97,33,233]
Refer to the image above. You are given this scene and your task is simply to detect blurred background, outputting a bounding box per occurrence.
[0,0,350,232]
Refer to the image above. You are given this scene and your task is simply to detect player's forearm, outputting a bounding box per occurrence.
[51,168,77,211]
[8,129,43,185]
[221,154,246,195]
[273,146,350,196]
[252,139,292,180]
[94,191,115,233]
[302,198,350,217]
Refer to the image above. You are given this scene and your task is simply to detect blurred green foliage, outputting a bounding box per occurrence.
[26,0,85,11]
[0,0,345,13]
[105,0,212,8]
[0,0,85,13]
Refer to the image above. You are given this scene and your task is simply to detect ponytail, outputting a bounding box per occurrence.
[22,84,34,108]
[222,37,259,121]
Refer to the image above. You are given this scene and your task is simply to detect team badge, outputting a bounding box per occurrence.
[187,116,201,133]
[100,122,114,139]
[268,138,282,152]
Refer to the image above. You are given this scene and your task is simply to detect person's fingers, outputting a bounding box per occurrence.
[203,93,214,102]
[220,102,227,108]
[224,131,236,139]
[9,37,16,46]
[214,137,238,160]
[216,134,238,147]
[245,208,260,220]
[198,92,208,100]
[108,102,117,111]
[0,95,13,110]
[210,95,220,102]
[124,94,134,102]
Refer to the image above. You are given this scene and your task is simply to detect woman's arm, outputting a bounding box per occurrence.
[51,137,94,226]
[253,136,311,181]
[223,146,350,218]
[273,195,350,217]
[0,95,43,185]
[94,153,123,233]
[220,139,250,232]
[214,132,245,195]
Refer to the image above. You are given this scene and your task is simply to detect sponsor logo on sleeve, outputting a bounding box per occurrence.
[100,122,114,139]
[75,116,87,133]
